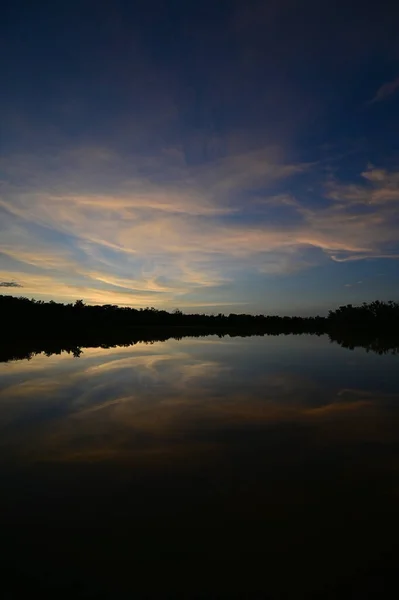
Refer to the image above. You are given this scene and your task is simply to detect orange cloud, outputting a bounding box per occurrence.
[1,149,399,307]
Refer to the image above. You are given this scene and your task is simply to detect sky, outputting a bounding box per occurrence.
[1,0,399,315]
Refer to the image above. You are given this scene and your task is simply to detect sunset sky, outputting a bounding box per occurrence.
[1,0,399,314]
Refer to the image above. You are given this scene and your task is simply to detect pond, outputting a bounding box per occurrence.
[0,334,398,598]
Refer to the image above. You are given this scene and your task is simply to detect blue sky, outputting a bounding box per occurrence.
[1,0,399,314]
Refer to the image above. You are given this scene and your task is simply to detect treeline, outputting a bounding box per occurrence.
[1,294,327,336]
[1,296,399,361]
[0,296,399,361]
[327,300,399,332]
[326,300,399,353]
[2,295,399,336]
[2,295,399,332]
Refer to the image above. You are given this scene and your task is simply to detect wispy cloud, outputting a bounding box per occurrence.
[0,281,22,288]
[333,254,399,263]
[1,147,399,308]
[326,165,399,205]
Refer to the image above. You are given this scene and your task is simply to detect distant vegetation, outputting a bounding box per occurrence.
[1,295,399,361]
[1,294,328,334]
[327,300,399,333]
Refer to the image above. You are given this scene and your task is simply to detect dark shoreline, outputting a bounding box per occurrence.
[2,295,399,361]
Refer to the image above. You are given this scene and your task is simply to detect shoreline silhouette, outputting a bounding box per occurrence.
[2,295,399,361]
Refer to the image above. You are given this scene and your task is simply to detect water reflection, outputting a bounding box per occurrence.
[1,327,399,365]
[0,335,398,598]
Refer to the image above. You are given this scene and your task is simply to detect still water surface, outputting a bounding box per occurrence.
[1,334,398,598]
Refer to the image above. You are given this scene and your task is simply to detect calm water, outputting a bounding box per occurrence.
[1,334,398,598]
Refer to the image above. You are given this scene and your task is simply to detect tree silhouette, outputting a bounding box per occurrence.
[1,295,399,362]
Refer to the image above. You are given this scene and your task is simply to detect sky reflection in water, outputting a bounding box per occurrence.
[0,335,399,597]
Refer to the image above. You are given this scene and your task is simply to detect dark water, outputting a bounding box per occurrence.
[1,334,398,598]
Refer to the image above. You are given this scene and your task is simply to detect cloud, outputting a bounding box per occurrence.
[326,165,399,205]
[344,281,363,287]
[1,148,399,308]
[333,254,399,263]
[0,269,181,307]
[0,281,22,287]
[369,75,399,104]
[0,144,310,303]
